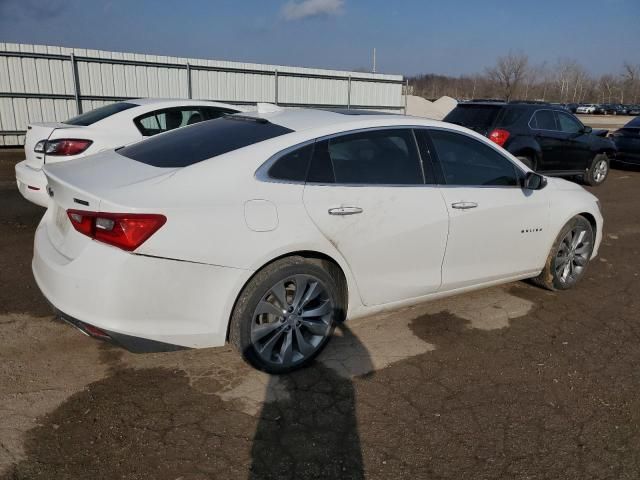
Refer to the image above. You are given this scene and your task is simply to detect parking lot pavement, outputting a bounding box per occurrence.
[1,149,640,480]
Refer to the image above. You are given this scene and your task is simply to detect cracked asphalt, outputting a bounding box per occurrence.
[1,149,639,479]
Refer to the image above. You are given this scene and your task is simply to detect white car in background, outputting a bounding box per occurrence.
[15,98,246,207]
[576,104,597,114]
[33,106,603,373]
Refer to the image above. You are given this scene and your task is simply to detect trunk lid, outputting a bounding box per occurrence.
[43,151,178,259]
[24,122,83,169]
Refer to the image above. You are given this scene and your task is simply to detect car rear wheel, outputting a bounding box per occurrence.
[229,256,344,373]
[584,154,609,186]
[532,215,594,291]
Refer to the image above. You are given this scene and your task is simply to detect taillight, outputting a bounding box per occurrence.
[37,139,93,156]
[67,210,166,251]
[488,129,510,147]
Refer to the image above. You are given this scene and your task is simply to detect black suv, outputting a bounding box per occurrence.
[444,101,617,185]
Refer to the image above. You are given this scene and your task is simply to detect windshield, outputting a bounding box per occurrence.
[118,116,293,168]
[64,102,137,126]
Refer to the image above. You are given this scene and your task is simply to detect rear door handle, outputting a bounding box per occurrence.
[328,206,363,216]
[451,202,478,210]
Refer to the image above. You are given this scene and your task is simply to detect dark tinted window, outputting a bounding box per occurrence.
[307,142,335,183]
[64,102,137,126]
[201,107,237,120]
[268,144,313,182]
[625,116,640,128]
[311,129,423,185]
[531,110,558,130]
[496,108,524,127]
[444,105,502,129]
[557,112,582,134]
[119,117,293,168]
[429,129,519,186]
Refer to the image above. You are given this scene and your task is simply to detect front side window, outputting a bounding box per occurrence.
[429,129,520,186]
[530,110,558,131]
[135,108,208,136]
[557,112,583,134]
[308,129,423,185]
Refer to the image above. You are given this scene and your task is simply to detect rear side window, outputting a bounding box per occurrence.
[309,129,423,185]
[119,116,293,168]
[444,105,502,129]
[268,144,313,182]
[429,129,520,186]
[64,102,137,126]
[136,108,212,136]
[530,110,558,130]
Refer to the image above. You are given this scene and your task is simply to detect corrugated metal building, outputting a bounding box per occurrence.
[0,42,405,146]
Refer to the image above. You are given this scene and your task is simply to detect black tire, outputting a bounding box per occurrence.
[229,256,345,374]
[516,155,536,170]
[532,215,594,291]
[584,153,609,186]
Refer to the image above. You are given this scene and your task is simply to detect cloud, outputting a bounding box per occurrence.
[281,0,344,21]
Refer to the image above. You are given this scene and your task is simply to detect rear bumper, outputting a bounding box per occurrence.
[15,160,49,207]
[613,152,640,165]
[33,219,252,349]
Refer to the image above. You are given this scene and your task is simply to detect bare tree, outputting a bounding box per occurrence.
[485,52,529,101]
[622,62,640,103]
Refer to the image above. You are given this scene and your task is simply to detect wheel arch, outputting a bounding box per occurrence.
[225,249,355,341]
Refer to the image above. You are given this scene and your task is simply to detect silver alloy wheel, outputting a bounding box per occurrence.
[554,226,592,285]
[593,159,608,183]
[250,274,334,368]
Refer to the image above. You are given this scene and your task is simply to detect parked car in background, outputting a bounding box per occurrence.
[611,116,640,166]
[627,105,640,116]
[600,104,627,115]
[443,101,616,185]
[33,106,602,373]
[15,99,246,207]
[576,104,597,114]
[565,103,579,113]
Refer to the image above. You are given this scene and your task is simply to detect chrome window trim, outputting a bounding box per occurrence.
[419,126,526,188]
[527,108,560,132]
[256,125,430,186]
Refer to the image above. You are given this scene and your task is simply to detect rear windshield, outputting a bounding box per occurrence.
[118,116,293,168]
[625,116,640,128]
[64,102,137,126]
[444,105,501,129]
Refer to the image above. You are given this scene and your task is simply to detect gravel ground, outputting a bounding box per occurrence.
[1,148,640,480]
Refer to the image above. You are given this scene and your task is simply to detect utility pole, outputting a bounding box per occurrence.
[372,48,376,74]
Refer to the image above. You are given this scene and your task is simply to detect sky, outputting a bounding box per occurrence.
[0,0,638,77]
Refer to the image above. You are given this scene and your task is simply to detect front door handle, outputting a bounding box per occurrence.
[451,202,478,210]
[328,206,363,216]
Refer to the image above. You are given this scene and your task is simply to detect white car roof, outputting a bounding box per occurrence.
[237,107,445,133]
[126,98,249,111]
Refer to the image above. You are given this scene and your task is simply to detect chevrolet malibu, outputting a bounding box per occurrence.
[33,106,603,373]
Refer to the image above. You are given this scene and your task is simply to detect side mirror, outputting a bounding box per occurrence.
[524,171,547,190]
[582,125,592,134]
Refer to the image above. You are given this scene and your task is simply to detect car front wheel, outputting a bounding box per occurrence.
[532,215,594,291]
[229,256,344,373]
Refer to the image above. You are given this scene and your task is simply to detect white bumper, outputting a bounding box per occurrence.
[32,219,251,349]
[15,160,49,208]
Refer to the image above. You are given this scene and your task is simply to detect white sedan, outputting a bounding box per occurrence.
[33,106,603,373]
[15,98,245,207]
[576,104,597,114]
